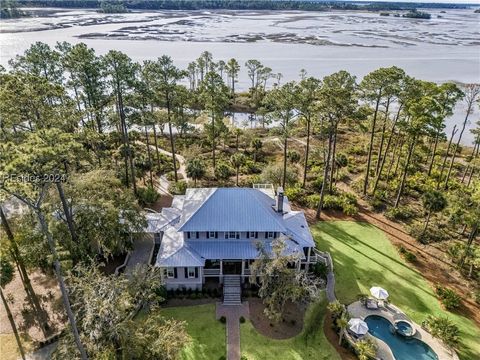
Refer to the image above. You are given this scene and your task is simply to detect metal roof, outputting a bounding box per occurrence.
[188,239,304,260]
[155,226,204,267]
[284,211,315,247]
[144,208,181,233]
[178,188,287,232]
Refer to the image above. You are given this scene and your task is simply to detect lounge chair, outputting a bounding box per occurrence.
[366,298,379,309]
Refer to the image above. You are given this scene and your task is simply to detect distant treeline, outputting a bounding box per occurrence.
[1,0,26,18]
[15,0,471,12]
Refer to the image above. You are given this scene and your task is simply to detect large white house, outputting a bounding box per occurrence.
[145,184,324,295]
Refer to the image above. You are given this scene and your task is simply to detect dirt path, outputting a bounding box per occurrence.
[136,140,188,195]
[263,136,307,150]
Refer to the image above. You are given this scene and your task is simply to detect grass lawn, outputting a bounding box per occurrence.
[312,220,480,360]
[240,293,341,360]
[161,304,226,360]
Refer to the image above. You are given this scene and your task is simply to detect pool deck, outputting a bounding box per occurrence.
[347,301,459,360]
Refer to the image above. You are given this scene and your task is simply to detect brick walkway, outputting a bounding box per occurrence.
[216,302,249,360]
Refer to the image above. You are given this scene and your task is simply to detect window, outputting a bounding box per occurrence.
[209,231,215,239]
[188,267,196,278]
[224,232,228,239]
[249,231,255,238]
[229,231,236,239]
[267,232,274,239]
[166,268,174,278]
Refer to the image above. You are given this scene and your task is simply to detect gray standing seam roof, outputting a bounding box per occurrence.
[178,188,287,232]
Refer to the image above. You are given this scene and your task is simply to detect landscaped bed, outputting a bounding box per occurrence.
[161,304,226,360]
[312,220,480,360]
[240,293,341,360]
[247,298,305,339]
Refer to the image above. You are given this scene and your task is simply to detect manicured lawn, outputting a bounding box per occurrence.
[161,304,226,360]
[240,293,341,360]
[312,220,480,360]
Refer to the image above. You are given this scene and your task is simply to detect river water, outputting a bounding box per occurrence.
[1,7,479,144]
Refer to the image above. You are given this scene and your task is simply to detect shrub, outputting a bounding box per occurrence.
[347,145,367,156]
[311,176,324,192]
[285,186,307,205]
[411,224,448,244]
[398,246,417,263]
[239,316,246,323]
[154,286,168,303]
[215,162,233,180]
[287,150,301,163]
[368,196,385,212]
[342,203,358,216]
[435,285,461,310]
[473,289,480,304]
[321,192,358,215]
[169,181,187,195]
[241,159,261,174]
[261,163,298,188]
[312,262,329,279]
[423,315,459,348]
[219,316,227,323]
[136,186,160,206]
[306,194,320,208]
[385,206,414,221]
[323,194,343,210]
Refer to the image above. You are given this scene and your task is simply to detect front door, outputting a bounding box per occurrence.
[223,260,242,275]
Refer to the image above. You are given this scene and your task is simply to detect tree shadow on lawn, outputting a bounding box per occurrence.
[312,221,480,360]
[314,222,434,312]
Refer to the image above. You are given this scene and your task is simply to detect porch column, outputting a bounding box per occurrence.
[200,267,204,284]
[220,260,223,284]
[241,260,245,284]
[306,247,312,272]
[296,260,301,271]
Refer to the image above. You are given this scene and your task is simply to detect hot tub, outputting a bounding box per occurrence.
[395,320,415,337]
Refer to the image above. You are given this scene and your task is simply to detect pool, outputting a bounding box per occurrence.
[365,315,438,360]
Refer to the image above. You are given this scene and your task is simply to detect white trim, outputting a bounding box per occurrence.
[166,268,174,278]
[187,267,196,278]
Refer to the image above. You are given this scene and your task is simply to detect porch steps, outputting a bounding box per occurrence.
[223,275,241,305]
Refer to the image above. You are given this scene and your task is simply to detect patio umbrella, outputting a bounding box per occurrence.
[348,318,369,335]
[370,286,389,300]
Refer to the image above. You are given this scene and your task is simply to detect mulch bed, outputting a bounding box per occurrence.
[323,311,357,360]
[246,298,304,339]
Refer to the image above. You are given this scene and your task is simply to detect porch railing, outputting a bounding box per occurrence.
[204,268,221,276]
